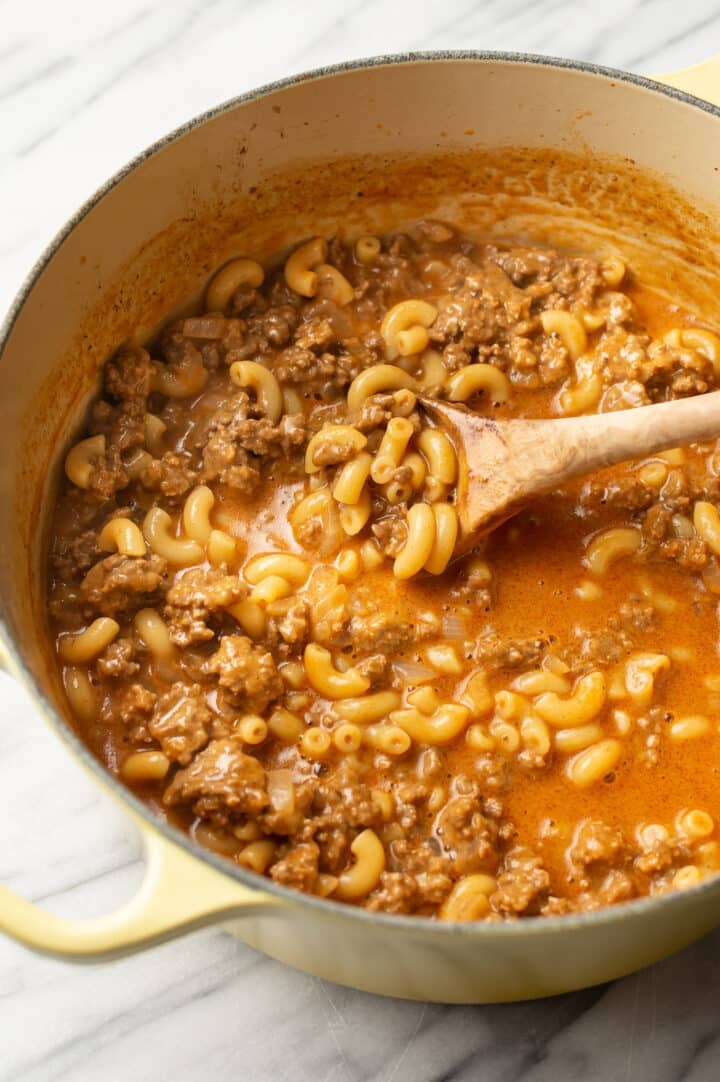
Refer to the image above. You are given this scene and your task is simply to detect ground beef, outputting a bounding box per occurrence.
[434,795,499,875]
[85,349,156,498]
[634,833,690,876]
[491,846,550,916]
[346,611,416,654]
[77,434,131,499]
[354,653,390,688]
[372,513,408,557]
[474,632,550,671]
[199,394,260,491]
[269,841,320,892]
[228,414,310,459]
[105,347,154,402]
[51,528,102,584]
[247,304,300,348]
[309,433,361,469]
[97,347,154,451]
[273,347,335,385]
[353,391,417,433]
[272,598,310,645]
[593,868,636,906]
[540,896,576,917]
[104,683,156,740]
[598,329,718,400]
[148,684,213,765]
[96,638,139,679]
[365,871,420,914]
[643,503,672,545]
[568,819,626,873]
[569,599,654,668]
[164,568,247,647]
[661,537,709,569]
[595,329,651,385]
[164,738,268,823]
[639,504,709,569]
[259,780,313,837]
[294,316,336,352]
[161,322,203,362]
[492,247,602,309]
[203,635,283,712]
[579,474,656,516]
[80,554,168,618]
[298,766,382,874]
[199,393,309,490]
[141,453,196,499]
[430,260,534,355]
[386,837,454,907]
[426,247,605,386]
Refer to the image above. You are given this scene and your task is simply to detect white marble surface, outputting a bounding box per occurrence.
[4,2,720,1079]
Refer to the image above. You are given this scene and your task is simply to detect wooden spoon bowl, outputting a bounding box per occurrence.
[420,392,720,546]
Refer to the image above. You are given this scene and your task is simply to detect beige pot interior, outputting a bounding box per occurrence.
[3,54,720,747]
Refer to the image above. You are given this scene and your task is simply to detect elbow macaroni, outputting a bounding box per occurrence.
[347,364,417,411]
[380,300,438,360]
[59,618,120,663]
[584,527,641,575]
[334,829,386,900]
[65,435,105,489]
[370,417,414,483]
[540,309,588,360]
[446,363,511,404]
[303,644,371,699]
[332,451,373,505]
[316,264,354,306]
[229,360,283,423]
[393,503,436,579]
[391,703,470,745]
[152,354,208,398]
[134,608,175,660]
[417,428,457,485]
[143,507,204,566]
[183,485,215,545]
[284,237,328,297]
[694,501,720,555]
[206,258,264,311]
[305,425,367,474]
[98,517,146,557]
[534,671,607,727]
[424,503,458,575]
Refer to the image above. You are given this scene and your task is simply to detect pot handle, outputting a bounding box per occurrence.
[0,814,278,961]
[0,813,278,961]
[0,639,277,961]
[656,56,720,107]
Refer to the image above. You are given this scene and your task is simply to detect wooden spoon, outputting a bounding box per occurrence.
[420,393,720,545]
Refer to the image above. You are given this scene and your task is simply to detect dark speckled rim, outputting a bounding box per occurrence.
[3,50,720,942]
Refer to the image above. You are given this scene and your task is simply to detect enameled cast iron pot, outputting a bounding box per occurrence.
[3,52,720,1004]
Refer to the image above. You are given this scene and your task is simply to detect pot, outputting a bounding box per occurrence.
[2,52,720,1004]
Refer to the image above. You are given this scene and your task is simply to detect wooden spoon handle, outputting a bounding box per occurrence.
[545,389,720,479]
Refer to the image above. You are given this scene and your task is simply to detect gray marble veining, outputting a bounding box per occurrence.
[3,2,720,1079]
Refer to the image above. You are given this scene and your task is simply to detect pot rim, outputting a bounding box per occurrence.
[3,48,720,937]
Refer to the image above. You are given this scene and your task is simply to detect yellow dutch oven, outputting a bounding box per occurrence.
[2,52,720,1004]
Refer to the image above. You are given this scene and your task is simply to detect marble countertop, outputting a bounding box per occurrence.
[4,2,720,1079]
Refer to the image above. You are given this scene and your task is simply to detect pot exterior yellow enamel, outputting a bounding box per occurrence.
[659,57,720,106]
[0,820,275,962]
[2,53,720,1002]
